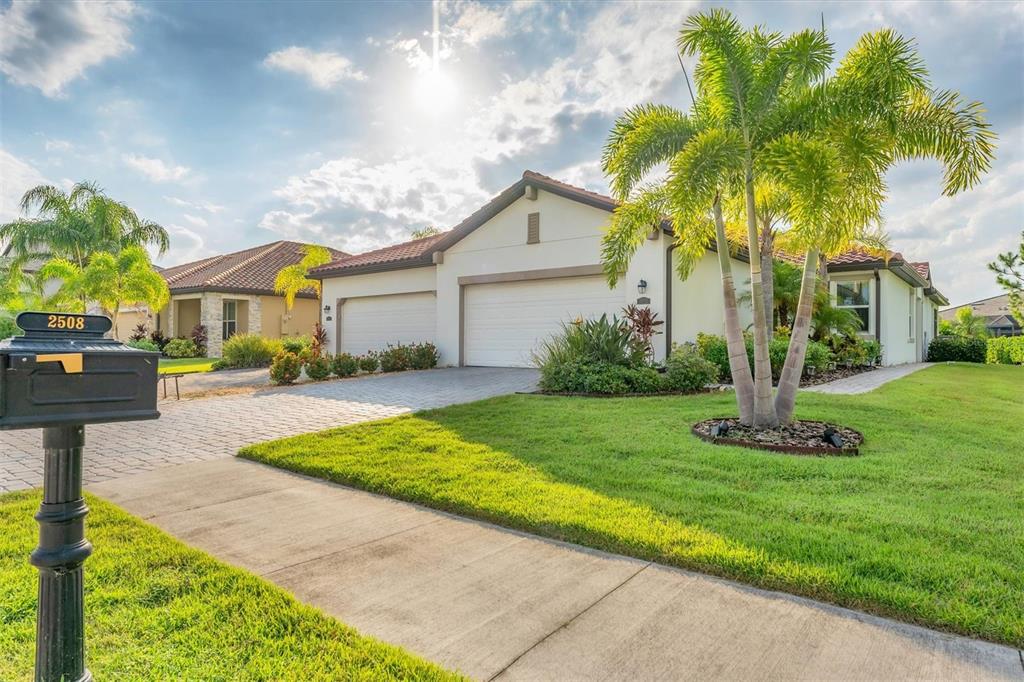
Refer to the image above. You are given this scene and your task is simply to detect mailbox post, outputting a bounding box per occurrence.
[0,312,160,682]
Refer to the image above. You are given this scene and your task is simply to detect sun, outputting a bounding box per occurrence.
[413,68,458,115]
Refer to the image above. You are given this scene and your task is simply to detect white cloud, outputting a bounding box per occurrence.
[448,1,508,46]
[123,154,190,183]
[158,224,206,267]
[264,46,367,89]
[182,213,208,228]
[0,149,49,222]
[164,196,224,213]
[0,0,135,98]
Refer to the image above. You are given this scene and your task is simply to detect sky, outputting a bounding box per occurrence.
[1,0,1021,306]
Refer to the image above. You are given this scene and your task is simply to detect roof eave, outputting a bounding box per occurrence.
[309,258,435,280]
[168,285,318,299]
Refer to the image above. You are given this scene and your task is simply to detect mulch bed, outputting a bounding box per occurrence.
[692,418,864,456]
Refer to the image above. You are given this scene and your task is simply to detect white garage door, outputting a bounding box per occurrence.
[464,276,625,367]
[339,292,436,355]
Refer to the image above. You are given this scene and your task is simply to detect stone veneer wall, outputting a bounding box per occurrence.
[200,292,262,358]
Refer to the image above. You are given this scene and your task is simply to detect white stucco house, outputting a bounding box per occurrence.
[312,170,946,368]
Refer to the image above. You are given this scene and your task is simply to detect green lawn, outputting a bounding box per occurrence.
[240,363,1024,647]
[0,492,459,681]
[158,357,219,374]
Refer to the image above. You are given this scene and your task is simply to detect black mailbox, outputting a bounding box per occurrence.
[0,311,159,430]
[2,311,161,682]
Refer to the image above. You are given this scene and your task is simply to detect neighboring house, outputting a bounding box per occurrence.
[940,294,1022,336]
[155,241,347,356]
[313,171,949,368]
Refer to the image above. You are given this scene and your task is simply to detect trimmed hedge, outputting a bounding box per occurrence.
[927,335,987,363]
[664,345,719,391]
[986,336,1024,365]
[163,337,199,358]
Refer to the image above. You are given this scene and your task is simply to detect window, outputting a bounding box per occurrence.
[835,280,870,332]
[223,300,237,340]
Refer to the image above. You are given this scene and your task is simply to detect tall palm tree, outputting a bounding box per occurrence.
[273,245,332,310]
[769,32,994,422]
[0,182,170,267]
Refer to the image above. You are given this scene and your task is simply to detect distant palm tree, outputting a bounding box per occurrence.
[39,246,170,331]
[274,245,332,310]
[0,182,170,267]
[410,225,442,239]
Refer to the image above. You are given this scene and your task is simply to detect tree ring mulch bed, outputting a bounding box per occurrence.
[692,418,864,456]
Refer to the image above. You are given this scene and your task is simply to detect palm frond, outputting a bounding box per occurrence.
[601,185,669,287]
[602,104,697,200]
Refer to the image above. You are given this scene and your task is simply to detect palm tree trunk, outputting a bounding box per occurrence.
[775,247,819,423]
[713,198,755,425]
[761,225,775,339]
[744,169,778,428]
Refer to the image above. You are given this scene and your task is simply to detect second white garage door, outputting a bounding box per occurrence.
[339,292,436,355]
[463,276,625,367]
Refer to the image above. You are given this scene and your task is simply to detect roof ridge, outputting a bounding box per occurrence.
[207,241,286,287]
[163,253,228,285]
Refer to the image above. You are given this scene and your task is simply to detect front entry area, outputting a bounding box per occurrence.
[462,275,625,367]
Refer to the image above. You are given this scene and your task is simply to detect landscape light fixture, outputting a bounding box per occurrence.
[637,279,648,295]
[823,427,844,448]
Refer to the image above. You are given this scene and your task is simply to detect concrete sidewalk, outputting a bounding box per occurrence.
[803,362,932,394]
[90,458,1023,681]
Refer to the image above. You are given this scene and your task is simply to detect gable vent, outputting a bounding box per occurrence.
[527,212,540,244]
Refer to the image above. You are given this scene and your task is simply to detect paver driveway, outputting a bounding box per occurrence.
[0,367,538,493]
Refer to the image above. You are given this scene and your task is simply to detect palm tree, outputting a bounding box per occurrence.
[39,246,169,331]
[0,182,170,267]
[949,307,989,338]
[273,245,332,310]
[769,32,994,422]
[603,12,834,427]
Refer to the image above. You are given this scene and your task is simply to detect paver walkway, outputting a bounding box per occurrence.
[0,367,538,492]
[803,362,932,394]
[91,458,1024,681]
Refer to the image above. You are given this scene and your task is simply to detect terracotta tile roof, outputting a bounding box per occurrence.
[310,232,447,276]
[162,241,348,297]
[910,261,930,280]
[520,170,618,211]
[827,248,905,266]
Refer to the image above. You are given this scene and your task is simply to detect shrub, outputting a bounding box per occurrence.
[281,335,312,354]
[535,314,647,370]
[862,339,883,364]
[622,305,664,361]
[210,359,230,371]
[664,345,719,391]
[127,339,160,352]
[927,335,987,363]
[269,351,302,385]
[311,323,328,358]
[358,354,379,373]
[129,323,148,342]
[803,341,833,374]
[331,353,359,377]
[149,329,169,351]
[986,336,1024,365]
[409,342,440,370]
[626,366,664,393]
[379,344,412,372]
[163,337,199,358]
[305,354,332,381]
[222,333,282,368]
[190,324,208,357]
[695,333,754,381]
[0,316,21,339]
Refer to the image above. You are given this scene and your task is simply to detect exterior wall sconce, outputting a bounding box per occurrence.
[637,279,648,295]
[323,304,331,313]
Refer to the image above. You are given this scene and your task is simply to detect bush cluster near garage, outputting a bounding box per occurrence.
[269,342,440,385]
[536,314,717,394]
[0,492,458,680]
